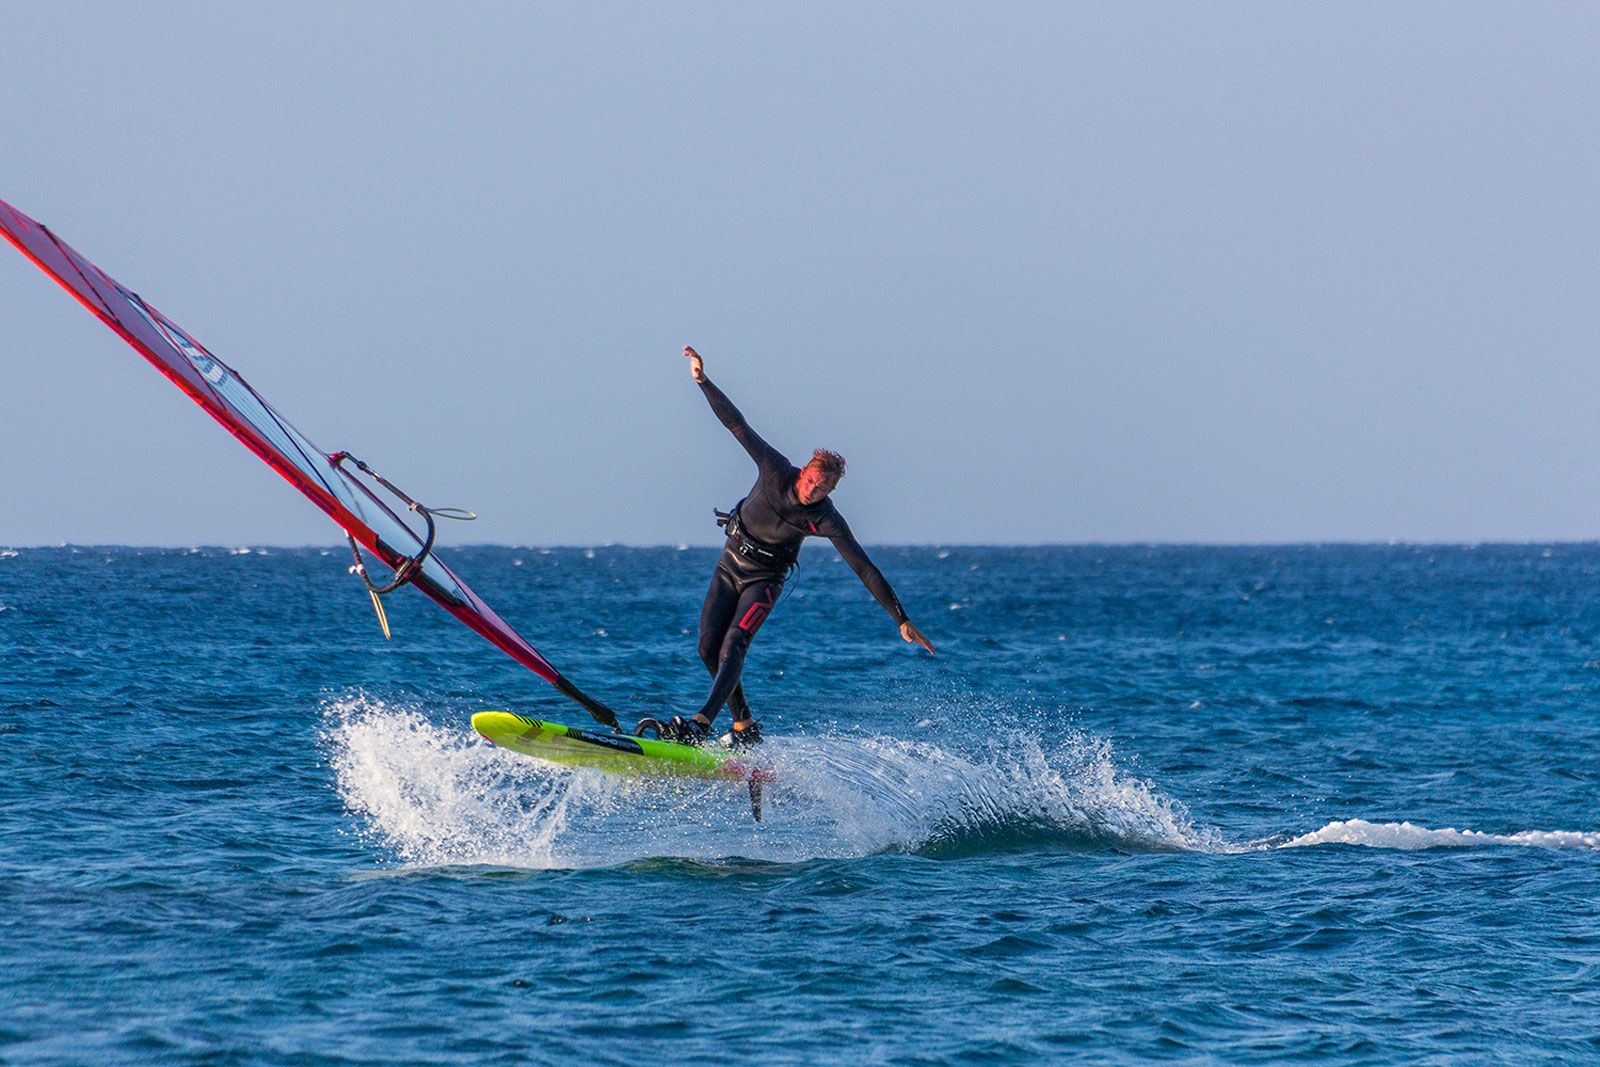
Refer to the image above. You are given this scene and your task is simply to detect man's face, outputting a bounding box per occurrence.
[796,464,836,505]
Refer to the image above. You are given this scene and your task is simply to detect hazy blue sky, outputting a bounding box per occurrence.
[3,3,1598,546]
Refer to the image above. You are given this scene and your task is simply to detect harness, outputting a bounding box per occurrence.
[716,500,801,571]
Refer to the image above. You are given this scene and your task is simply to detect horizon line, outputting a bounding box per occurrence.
[6,540,1599,551]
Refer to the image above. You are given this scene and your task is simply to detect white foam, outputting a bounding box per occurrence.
[777,729,1218,855]
[323,695,613,868]
[1281,818,1600,851]
[323,697,1216,870]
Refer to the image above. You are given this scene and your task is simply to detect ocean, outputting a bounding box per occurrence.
[2,543,1598,1063]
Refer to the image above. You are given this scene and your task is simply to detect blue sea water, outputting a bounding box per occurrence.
[3,543,1600,1063]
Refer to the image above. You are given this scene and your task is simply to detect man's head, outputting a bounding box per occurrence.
[796,449,846,505]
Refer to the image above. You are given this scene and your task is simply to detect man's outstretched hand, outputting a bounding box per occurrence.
[683,345,705,383]
[900,620,935,655]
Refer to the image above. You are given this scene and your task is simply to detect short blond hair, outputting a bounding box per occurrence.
[808,449,846,481]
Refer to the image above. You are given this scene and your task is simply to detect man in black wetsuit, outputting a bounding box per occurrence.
[661,346,934,747]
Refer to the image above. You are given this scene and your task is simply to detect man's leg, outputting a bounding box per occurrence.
[697,566,739,675]
[697,566,760,725]
[726,682,756,725]
[696,566,741,699]
[694,579,780,723]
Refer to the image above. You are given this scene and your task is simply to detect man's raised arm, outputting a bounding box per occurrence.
[684,346,788,470]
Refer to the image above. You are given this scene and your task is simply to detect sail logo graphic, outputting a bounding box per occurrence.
[180,344,228,386]
[121,295,229,386]
[160,321,226,385]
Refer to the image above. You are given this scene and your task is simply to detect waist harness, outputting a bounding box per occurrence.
[715,502,800,570]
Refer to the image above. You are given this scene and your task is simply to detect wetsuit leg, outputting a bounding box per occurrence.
[695,578,781,722]
[696,565,759,723]
[697,565,741,676]
[726,682,756,724]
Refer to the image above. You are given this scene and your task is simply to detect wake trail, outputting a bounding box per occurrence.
[1278,819,1600,851]
[323,697,1600,868]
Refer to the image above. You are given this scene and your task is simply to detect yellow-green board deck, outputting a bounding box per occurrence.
[472,711,754,780]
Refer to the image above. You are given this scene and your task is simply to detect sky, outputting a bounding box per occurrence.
[2,2,1598,546]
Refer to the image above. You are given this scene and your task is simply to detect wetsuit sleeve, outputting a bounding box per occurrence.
[699,377,789,473]
[824,515,910,625]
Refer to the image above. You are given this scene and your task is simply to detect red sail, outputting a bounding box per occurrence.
[0,198,613,720]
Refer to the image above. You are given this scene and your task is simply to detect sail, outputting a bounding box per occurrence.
[0,198,618,727]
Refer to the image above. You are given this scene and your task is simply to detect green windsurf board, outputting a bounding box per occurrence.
[472,711,759,782]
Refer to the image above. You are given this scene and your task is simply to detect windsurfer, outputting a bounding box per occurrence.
[660,346,934,747]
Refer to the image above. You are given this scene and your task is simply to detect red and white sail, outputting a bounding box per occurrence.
[0,198,617,725]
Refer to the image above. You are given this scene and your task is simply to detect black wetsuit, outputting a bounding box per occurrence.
[694,377,908,723]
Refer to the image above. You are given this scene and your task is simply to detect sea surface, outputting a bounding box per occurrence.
[3,543,1599,1063]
